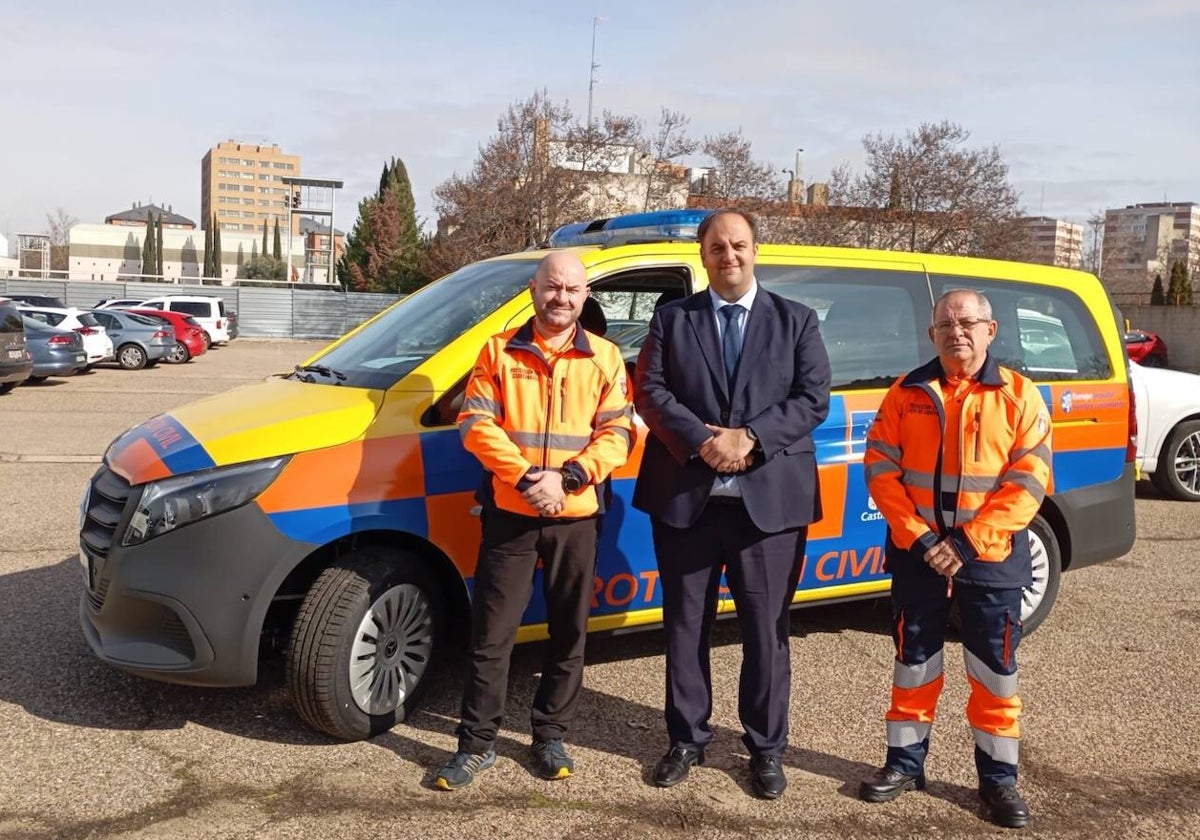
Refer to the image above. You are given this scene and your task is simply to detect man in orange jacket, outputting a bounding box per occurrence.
[436,251,635,791]
[861,289,1051,829]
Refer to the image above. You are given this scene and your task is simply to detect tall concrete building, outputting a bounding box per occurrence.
[1102,202,1200,300]
[201,140,300,234]
[1018,216,1083,269]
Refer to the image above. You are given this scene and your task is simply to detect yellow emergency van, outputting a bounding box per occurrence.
[80,210,1136,740]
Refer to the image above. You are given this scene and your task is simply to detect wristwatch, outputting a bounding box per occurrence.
[559,466,585,494]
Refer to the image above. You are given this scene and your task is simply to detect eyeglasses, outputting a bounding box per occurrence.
[932,318,991,333]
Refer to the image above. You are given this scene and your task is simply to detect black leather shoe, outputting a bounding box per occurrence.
[859,766,927,802]
[979,782,1031,829]
[654,745,705,787]
[749,754,787,799]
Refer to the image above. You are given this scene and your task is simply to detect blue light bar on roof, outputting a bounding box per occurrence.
[548,209,713,248]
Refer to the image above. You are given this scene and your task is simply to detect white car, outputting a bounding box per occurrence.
[136,295,231,347]
[16,305,115,366]
[1130,361,1200,501]
[94,298,147,310]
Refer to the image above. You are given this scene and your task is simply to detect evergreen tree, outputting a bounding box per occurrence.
[1150,273,1165,305]
[251,240,258,260]
[1167,260,1189,305]
[887,166,903,210]
[262,219,269,258]
[341,155,428,292]
[236,243,246,279]
[156,215,164,278]
[142,212,157,277]
[202,224,213,278]
[212,223,223,280]
[273,219,282,260]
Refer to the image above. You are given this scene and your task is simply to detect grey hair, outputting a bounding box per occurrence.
[933,289,992,323]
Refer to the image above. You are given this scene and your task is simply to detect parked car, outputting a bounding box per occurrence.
[1131,361,1200,501]
[88,309,175,370]
[21,317,87,382]
[0,298,33,394]
[15,305,113,367]
[136,295,231,347]
[5,292,68,308]
[126,308,207,363]
[94,298,147,310]
[1125,329,1168,367]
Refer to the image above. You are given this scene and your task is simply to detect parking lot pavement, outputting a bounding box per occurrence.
[1,340,1198,838]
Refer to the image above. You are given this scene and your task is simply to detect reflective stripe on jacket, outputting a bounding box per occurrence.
[458,318,635,518]
[864,354,1051,587]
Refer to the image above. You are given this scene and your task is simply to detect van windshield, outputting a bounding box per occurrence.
[303,258,539,389]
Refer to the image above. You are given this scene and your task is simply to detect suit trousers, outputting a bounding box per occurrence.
[456,508,599,753]
[652,498,807,756]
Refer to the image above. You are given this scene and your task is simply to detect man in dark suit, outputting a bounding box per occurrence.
[633,209,831,799]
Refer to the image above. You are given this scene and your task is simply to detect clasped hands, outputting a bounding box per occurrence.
[923,539,963,579]
[699,424,755,474]
[522,469,566,516]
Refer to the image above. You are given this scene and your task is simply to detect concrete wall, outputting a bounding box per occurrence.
[1123,305,1200,373]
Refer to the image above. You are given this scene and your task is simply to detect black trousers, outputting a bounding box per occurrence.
[652,498,807,757]
[456,508,599,753]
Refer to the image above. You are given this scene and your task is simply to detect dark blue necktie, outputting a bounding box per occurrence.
[720,304,745,385]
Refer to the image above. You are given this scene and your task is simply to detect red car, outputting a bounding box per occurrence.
[1124,329,1169,367]
[126,308,208,363]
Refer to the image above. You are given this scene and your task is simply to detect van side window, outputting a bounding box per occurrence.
[930,275,1112,381]
[587,267,692,365]
[756,265,928,390]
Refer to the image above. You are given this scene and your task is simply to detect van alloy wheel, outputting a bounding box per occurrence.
[1020,515,1061,633]
[287,547,444,741]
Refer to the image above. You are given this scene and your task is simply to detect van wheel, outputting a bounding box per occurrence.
[1151,420,1200,501]
[1020,515,1061,633]
[117,343,147,370]
[287,547,442,741]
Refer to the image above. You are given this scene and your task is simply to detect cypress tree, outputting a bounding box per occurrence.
[273,219,282,260]
[1150,274,1165,305]
[262,219,269,258]
[156,215,164,278]
[203,222,213,278]
[142,212,156,277]
[1167,261,1187,305]
[212,223,223,280]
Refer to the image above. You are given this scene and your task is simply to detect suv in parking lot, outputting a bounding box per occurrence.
[136,295,231,347]
[0,298,33,393]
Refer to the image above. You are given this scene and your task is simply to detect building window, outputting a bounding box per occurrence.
[242,159,255,166]
[273,162,288,169]
[243,185,255,192]
[259,161,271,168]
[259,174,270,181]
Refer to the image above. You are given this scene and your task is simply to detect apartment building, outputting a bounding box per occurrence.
[201,140,300,234]
[1102,202,1200,299]
[1018,216,1083,269]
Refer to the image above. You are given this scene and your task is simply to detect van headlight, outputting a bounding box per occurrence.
[122,457,289,546]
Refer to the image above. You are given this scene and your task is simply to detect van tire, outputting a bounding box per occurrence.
[948,514,1061,636]
[287,547,443,741]
[1151,419,1200,501]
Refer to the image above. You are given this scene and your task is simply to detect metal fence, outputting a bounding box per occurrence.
[0,278,400,340]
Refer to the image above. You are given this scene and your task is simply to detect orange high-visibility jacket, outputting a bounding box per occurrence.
[864,354,1051,587]
[458,319,636,518]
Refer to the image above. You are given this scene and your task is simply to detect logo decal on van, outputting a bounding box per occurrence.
[1060,391,1073,414]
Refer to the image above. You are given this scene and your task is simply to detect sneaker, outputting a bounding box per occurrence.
[531,738,574,780]
[435,746,497,791]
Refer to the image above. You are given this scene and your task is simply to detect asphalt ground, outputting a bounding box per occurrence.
[0,340,1197,839]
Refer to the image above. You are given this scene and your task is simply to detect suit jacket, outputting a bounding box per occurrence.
[632,288,832,532]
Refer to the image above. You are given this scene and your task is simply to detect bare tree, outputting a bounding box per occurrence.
[44,207,78,273]
[1083,212,1105,275]
[696,130,781,206]
[830,121,1023,257]
[640,108,698,212]
[431,90,656,275]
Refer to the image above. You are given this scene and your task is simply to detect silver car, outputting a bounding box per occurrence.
[88,310,175,370]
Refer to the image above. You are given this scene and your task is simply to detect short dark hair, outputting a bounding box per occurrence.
[696,208,758,245]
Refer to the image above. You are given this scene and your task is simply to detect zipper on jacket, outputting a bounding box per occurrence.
[560,378,567,424]
[542,371,553,470]
[973,409,981,462]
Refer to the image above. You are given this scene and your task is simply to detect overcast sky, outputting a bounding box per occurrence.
[3,0,1198,247]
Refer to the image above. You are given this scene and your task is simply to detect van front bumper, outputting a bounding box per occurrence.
[79,475,316,687]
